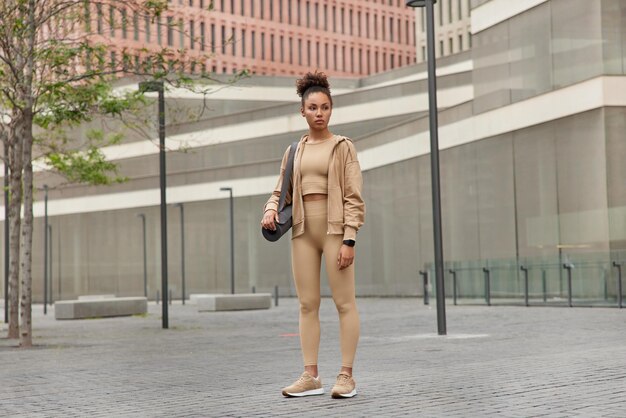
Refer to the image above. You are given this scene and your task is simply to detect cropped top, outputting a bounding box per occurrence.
[300,138,335,195]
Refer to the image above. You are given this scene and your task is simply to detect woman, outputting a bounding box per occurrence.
[261,71,365,399]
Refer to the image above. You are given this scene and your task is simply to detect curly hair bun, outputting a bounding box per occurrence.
[296,71,331,98]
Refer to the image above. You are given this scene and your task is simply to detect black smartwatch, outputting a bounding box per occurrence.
[342,239,356,247]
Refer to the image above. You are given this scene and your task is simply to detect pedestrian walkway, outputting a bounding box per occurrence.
[1,298,624,417]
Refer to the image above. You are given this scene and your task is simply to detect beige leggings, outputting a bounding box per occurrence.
[291,199,360,368]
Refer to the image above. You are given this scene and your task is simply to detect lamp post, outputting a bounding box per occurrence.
[43,184,48,314]
[137,213,148,298]
[3,143,8,323]
[220,187,235,294]
[406,0,447,335]
[139,80,169,329]
[174,203,186,304]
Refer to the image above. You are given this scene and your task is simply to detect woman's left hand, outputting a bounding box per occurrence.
[337,245,355,270]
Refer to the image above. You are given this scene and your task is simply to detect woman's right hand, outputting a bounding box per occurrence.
[261,209,279,230]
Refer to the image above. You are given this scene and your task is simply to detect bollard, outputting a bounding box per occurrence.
[542,269,547,302]
[604,270,608,301]
[520,265,529,307]
[613,262,623,309]
[169,289,172,305]
[274,285,279,307]
[156,290,160,305]
[252,286,256,294]
[563,263,573,307]
[419,270,429,305]
[449,269,457,306]
[483,268,491,306]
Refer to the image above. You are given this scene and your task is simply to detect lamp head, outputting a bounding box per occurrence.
[406,0,435,7]
[138,80,164,93]
[220,187,232,192]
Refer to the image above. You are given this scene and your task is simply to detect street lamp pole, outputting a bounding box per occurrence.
[220,187,235,294]
[137,213,147,298]
[43,185,48,315]
[406,0,447,335]
[175,203,186,305]
[139,80,169,329]
[4,144,9,323]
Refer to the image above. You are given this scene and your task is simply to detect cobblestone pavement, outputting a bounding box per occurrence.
[1,297,625,417]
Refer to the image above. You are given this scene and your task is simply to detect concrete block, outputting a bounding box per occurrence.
[78,294,116,300]
[188,294,213,304]
[55,297,148,320]
[197,293,271,312]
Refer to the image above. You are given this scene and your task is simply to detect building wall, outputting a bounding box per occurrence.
[414,0,472,62]
[91,0,417,77]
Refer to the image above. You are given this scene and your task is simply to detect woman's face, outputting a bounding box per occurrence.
[301,92,332,132]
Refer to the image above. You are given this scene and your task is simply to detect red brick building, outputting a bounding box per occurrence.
[94,0,417,77]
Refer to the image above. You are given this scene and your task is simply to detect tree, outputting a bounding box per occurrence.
[0,0,246,347]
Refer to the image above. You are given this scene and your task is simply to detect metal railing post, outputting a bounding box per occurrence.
[274,285,279,307]
[449,269,457,306]
[542,269,547,302]
[419,270,429,305]
[520,265,529,307]
[563,263,573,307]
[613,262,623,309]
[483,267,491,306]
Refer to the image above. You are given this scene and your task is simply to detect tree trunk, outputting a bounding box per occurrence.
[19,0,37,348]
[7,121,24,339]
[19,108,34,348]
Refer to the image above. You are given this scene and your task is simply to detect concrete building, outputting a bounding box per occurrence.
[1,0,624,306]
[414,0,472,62]
[93,0,417,77]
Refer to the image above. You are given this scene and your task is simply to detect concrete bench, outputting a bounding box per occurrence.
[196,293,271,312]
[55,297,148,320]
[78,294,116,300]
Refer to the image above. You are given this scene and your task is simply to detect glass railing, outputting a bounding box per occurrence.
[422,250,625,308]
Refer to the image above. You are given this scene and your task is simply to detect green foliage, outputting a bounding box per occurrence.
[46,144,127,186]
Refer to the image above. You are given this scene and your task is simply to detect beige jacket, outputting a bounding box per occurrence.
[264,134,365,241]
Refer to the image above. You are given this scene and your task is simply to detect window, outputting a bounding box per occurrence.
[298,39,302,65]
[110,51,116,71]
[289,37,293,64]
[342,46,345,71]
[179,19,184,49]
[324,42,329,68]
[349,10,353,35]
[288,1,292,25]
[210,23,215,52]
[323,5,327,30]
[357,11,361,36]
[278,0,282,22]
[367,50,370,74]
[449,37,453,54]
[383,52,386,71]
[458,33,463,50]
[307,40,311,65]
[297,0,301,26]
[448,0,452,23]
[133,12,139,41]
[190,20,195,49]
[202,22,207,51]
[306,1,310,27]
[251,30,255,58]
[250,0,254,16]
[109,6,116,37]
[382,15,385,41]
[260,0,264,19]
[157,18,163,45]
[389,17,393,42]
[242,29,246,57]
[221,26,226,53]
[390,53,394,69]
[438,0,443,26]
[366,13,369,38]
[333,44,337,70]
[121,9,127,39]
[315,3,319,29]
[269,0,273,20]
[145,16,151,42]
[406,20,409,44]
[231,27,236,55]
[97,4,103,34]
[439,40,444,56]
[271,34,275,61]
[341,7,344,34]
[421,45,425,60]
[332,6,336,32]
[261,32,266,60]
[374,14,378,40]
[280,35,284,62]
[167,17,174,46]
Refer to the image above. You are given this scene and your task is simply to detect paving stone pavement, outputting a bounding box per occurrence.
[1,297,625,417]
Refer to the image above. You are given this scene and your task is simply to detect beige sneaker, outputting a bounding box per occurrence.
[331,373,357,398]
[281,371,324,397]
